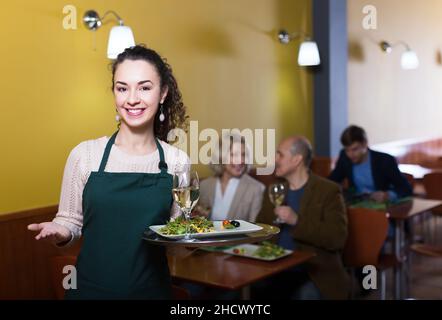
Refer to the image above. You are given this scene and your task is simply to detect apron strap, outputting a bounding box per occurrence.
[99,131,168,174]
[155,138,168,174]
[98,131,118,173]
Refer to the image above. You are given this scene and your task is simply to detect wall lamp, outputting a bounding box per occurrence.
[83,10,135,59]
[278,29,321,66]
[379,40,419,70]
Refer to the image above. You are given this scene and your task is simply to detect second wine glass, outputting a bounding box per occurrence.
[172,170,200,242]
[268,182,286,224]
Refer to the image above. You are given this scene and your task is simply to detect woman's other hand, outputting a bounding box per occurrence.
[27,222,72,245]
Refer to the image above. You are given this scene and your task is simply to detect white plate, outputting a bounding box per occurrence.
[223,244,292,261]
[149,220,263,240]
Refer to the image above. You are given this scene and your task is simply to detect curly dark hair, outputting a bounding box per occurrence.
[111,44,188,141]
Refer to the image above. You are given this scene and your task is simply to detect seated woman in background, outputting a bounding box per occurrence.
[184,134,265,299]
[197,134,265,222]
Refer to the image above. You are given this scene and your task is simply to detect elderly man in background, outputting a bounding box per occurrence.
[256,136,350,300]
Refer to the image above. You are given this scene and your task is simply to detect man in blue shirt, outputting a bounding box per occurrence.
[329,125,412,202]
[329,125,413,296]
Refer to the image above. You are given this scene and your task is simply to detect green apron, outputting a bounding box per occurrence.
[65,131,173,299]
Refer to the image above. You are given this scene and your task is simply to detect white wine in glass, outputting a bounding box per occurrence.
[172,170,200,241]
[268,183,286,224]
[172,186,200,214]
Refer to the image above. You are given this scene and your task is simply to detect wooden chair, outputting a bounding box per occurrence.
[408,173,442,267]
[343,208,399,300]
[402,173,415,190]
[50,255,190,300]
[422,172,442,243]
[310,156,334,178]
[422,172,442,216]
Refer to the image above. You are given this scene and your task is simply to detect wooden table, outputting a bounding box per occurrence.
[167,247,315,299]
[387,198,442,220]
[386,198,442,299]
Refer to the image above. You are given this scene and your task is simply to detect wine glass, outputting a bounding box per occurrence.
[268,183,286,224]
[172,170,200,242]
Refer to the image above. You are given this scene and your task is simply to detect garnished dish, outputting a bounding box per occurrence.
[159,216,214,235]
[149,219,263,240]
[253,241,286,259]
[223,242,291,261]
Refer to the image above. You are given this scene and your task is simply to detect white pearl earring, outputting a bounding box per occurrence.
[115,114,121,122]
[159,103,165,122]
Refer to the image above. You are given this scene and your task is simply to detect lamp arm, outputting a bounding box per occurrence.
[101,10,124,26]
[288,30,310,40]
[278,29,312,44]
[392,40,411,51]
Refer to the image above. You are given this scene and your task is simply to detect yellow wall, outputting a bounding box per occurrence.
[0,0,313,214]
[348,0,442,145]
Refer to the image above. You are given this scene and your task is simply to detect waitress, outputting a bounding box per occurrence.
[28,45,189,299]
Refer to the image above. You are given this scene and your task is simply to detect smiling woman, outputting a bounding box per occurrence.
[111,45,187,142]
[27,45,190,300]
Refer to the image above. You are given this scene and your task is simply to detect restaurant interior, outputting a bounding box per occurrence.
[1,0,442,300]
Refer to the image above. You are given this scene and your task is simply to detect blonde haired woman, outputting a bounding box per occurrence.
[198,134,265,222]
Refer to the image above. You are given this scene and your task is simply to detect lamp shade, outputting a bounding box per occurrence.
[298,40,320,66]
[401,50,419,70]
[107,26,135,59]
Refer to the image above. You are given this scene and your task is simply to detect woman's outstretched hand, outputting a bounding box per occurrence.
[27,222,72,245]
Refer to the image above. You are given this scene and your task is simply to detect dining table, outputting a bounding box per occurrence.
[167,246,316,300]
